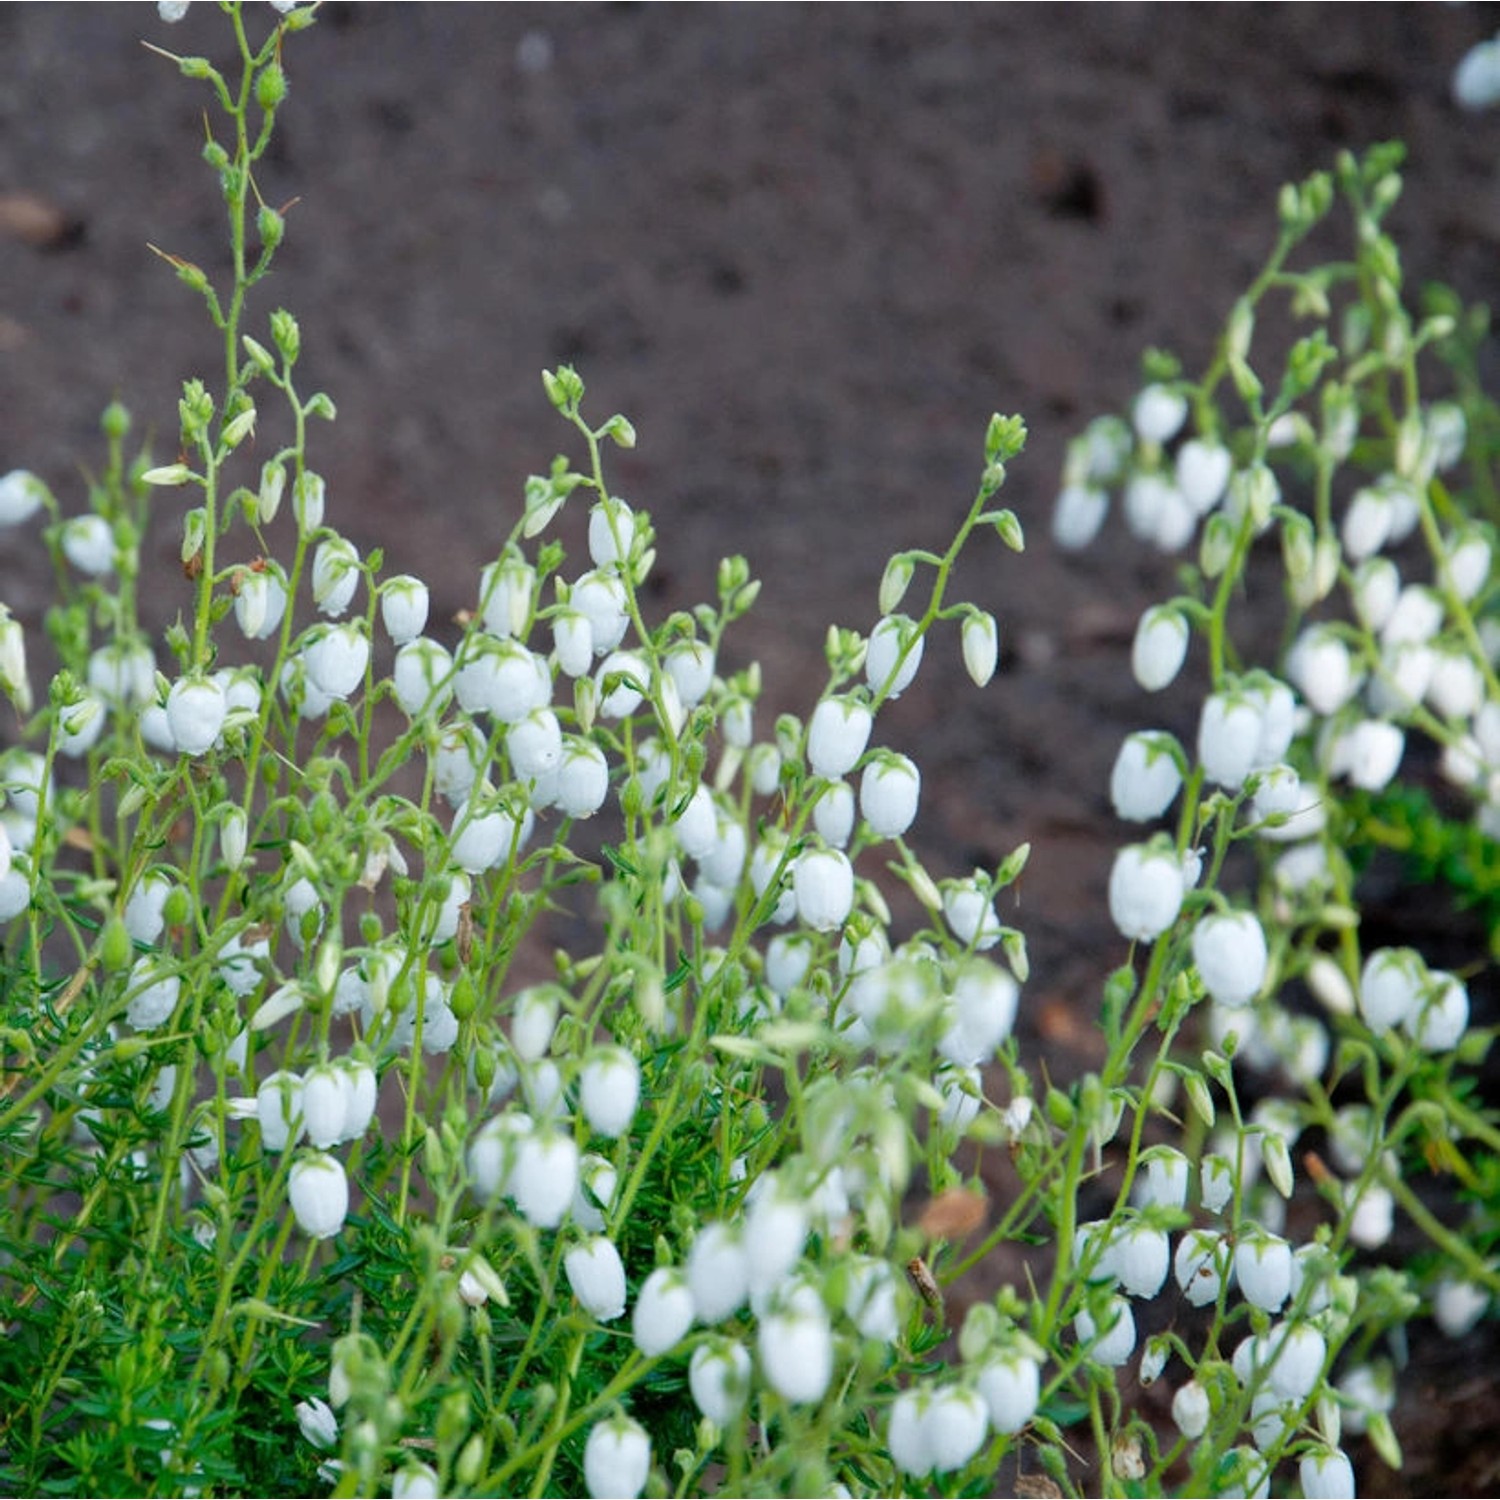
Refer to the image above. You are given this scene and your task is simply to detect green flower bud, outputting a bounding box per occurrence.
[255,62,288,113]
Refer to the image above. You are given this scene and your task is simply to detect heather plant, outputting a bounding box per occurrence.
[0,6,1496,1500]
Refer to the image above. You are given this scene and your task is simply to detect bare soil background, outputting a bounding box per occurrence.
[4,4,1500,1493]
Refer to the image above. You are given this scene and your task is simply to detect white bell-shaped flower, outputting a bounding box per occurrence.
[565,1236,627,1322]
[596,650,649,719]
[812,778,856,848]
[1234,1229,1292,1312]
[1132,383,1188,443]
[61,514,115,576]
[1107,844,1184,942]
[233,561,289,641]
[757,1282,833,1404]
[288,1152,349,1239]
[978,1351,1041,1434]
[1197,690,1263,789]
[1359,946,1424,1033]
[1074,1294,1136,1365]
[582,1415,650,1500]
[743,1174,809,1297]
[922,1385,989,1474]
[479,556,536,638]
[632,1267,695,1358]
[510,1130,578,1229]
[865,614,923,699]
[687,1221,748,1325]
[1174,1228,1230,1308]
[1300,1448,1356,1500]
[942,877,1001,951]
[1171,1380,1211,1439]
[1131,606,1190,692]
[312,536,360,617]
[806,695,873,779]
[166,675,228,756]
[551,608,594,677]
[1176,438,1232,514]
[1405,968,1469,1052]
[1111,1221,1170,1298]
[1191,910,1268,1008]
[570,571,630,656]
[689,1338,752,1426]
[380,575,429,644]
[1052,483,1109,550]
[1109,731,1183,822]
[664,637,714,706]
[860,752,920,839]
[125,957,180,1031]
[304,624,370,702]
[579,1046,640,1139]
[555,737,609,818]
[392,638,453,719]
[792,847,853,932]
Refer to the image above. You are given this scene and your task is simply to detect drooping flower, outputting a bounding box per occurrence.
[632,1267,695,1358]
[860,752,921,839]
[688,1338,752,1426]
[565,1236,628,1322]
[757,1282,834,1404]
[1107,843,1184,942]
[288,1152,349,1239]
[1191,910,1269,1008]
[865,614,923,698]
[806,696,873,779]
[166,675,229,756]
[1110,731,1183,822]
[582,1416,651,1500]
[793,847,854,932]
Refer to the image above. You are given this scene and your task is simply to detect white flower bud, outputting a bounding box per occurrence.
[1132,384,1188,444]
[961,611,999,688]
[1457,32,1500,106]
[792,847,854,932]
[689,1337,752,1426]
[288,1152,348,1238]
[565,1236,627,1322]
[1108,844,1184,942]
[301,1063,353,1149]
[1131,605,1190,692]
[937,956,1019,1066]
[479,556,536,638]
[633,1267,695,1358]
[860,752,920,839]
[583,1416,651,1500]
[392,1465,439,1500]
[292,471,325,534]
[758,1283,833,1404]
[865,614,923,698]
[380,575,429,644]
[843,1256,900,1343]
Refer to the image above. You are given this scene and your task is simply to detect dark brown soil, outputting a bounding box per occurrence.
[4,4,1500,1494]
